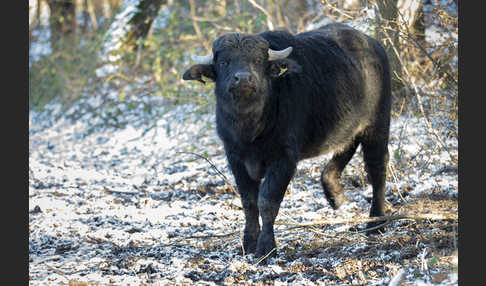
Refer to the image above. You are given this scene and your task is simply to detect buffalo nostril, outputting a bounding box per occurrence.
[234,72,253,85]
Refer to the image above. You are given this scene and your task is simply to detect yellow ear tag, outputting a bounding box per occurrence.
[278,67,288,77]
[201,75,214,83]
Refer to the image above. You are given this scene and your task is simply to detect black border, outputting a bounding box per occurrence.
[9,0,29,283]
[458,0,481,284]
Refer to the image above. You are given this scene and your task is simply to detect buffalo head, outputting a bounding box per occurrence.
[183,33,301,115]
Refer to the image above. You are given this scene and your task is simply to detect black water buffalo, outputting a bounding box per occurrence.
[183,23,391,259]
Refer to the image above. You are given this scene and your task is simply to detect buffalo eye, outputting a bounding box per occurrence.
[219,61,228,67]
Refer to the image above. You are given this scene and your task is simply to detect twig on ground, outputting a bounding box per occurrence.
[177,151,239,197]
[431,165,458,177]
[255,248,277,266]
[280,212,352,240]
[161,231,240,248]
[388,268,406,286]
[356,220,391,234]
[180,231,240,240]
[45,265,97,286]
[88,230,237,249]
[275,213,457,228]
[103,187,141,196]
[45,264,69,281]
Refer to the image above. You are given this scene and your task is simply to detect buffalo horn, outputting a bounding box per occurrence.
[191,53,214,64]
[268,47,293,61]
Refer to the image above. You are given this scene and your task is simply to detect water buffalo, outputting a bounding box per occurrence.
[183,23,391,259]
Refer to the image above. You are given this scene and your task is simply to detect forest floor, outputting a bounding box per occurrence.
[29,97,458,285]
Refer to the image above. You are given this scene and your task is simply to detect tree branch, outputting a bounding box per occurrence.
[247,0,274,30]
[189,0,211,52]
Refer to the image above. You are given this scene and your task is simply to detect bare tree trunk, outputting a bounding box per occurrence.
[108,0,124,16]
[375,0,407,97]
[46,0,77,51]
[29,0,41,50]
[123,0,165,52]
[86,0,99,30]
[398,0,425,46]
[82,0,89,33]
[410,0,425,46]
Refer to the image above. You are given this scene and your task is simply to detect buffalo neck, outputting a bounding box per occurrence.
[216,94,276,145]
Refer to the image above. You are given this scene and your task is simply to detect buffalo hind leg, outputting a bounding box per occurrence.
[362,138,389,234]
[322,140,360,210]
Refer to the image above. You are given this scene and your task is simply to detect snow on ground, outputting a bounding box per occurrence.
[29,97,457,285]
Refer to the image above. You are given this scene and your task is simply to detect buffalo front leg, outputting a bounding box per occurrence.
[240,186,261,253]
[227,155,261,254]
[256,157,297,259]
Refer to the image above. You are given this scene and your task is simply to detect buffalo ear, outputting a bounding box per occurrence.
[182,64,216,84]
[268,58,302,78]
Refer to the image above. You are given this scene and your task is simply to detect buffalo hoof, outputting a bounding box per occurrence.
[321,175,346,210]
[242,231,259,254]
[324,189,346,210]
[255,231,277,262]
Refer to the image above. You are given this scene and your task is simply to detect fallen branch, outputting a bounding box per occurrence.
[180,231,239,240]
[173,213,455,240]
[161,231,240,248]
[159,213,456,253]
[275,213,457,228]
[103,187,141,196]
